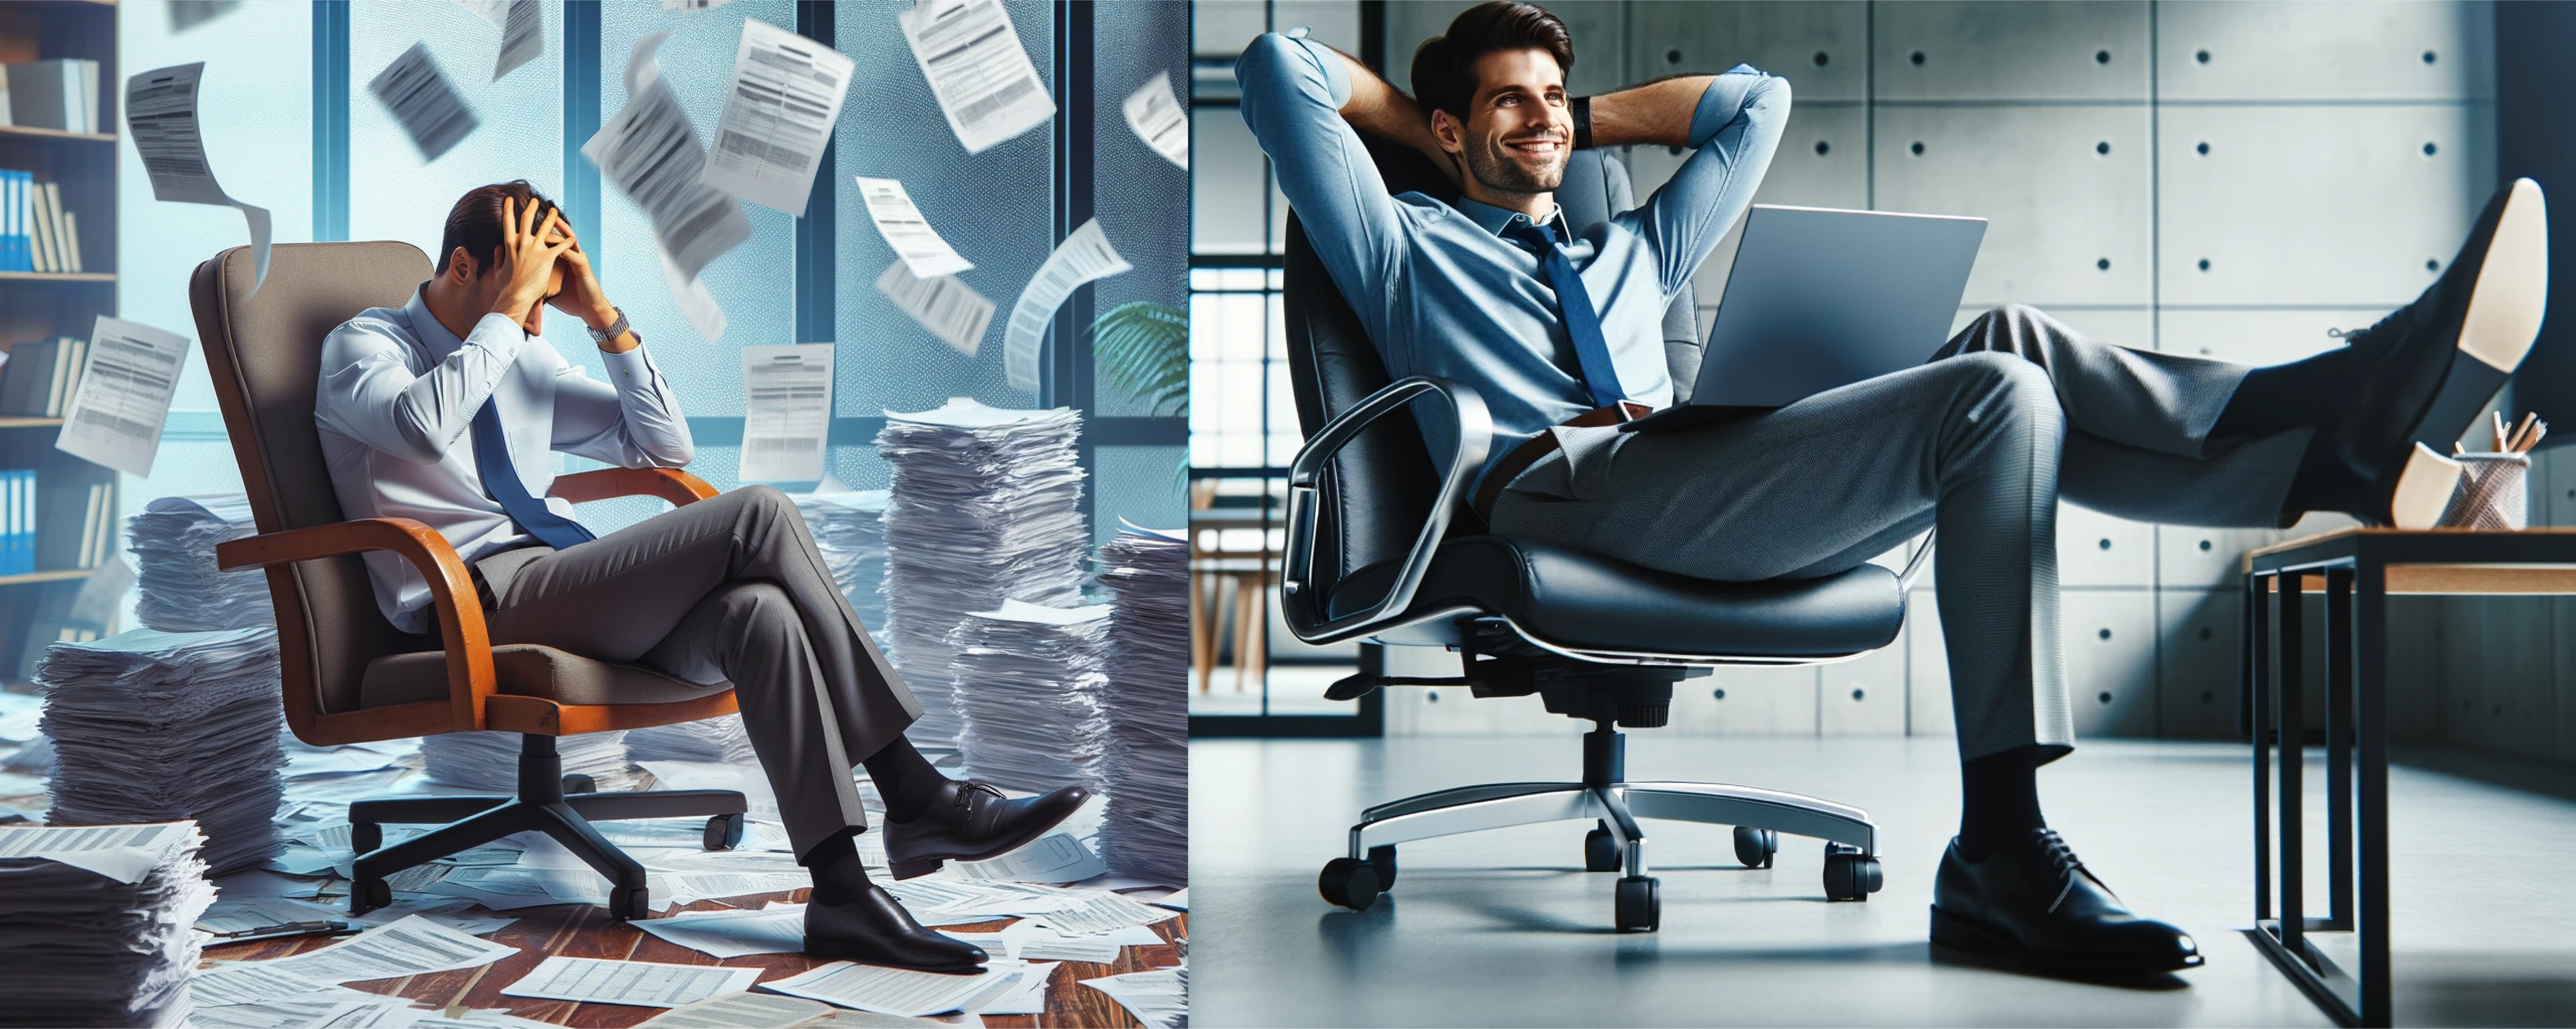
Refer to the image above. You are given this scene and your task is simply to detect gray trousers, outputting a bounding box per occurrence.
[1488,304,2314,761]
[479,486,923,858]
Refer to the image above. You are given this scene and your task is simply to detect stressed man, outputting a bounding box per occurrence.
[314,181,1088,973]
[1238,3,2545,973]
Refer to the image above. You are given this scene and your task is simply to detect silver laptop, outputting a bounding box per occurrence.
[1680,204,1986,410]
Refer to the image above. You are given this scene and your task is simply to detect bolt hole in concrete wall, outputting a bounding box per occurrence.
[1308,1,2522,743]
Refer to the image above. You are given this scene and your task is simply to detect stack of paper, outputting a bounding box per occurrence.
[626,715,758,766]
[0,822,216,1028]
[790,489,891,632]
[876,400,1088,748]
[948,600,1112,792]
[37,627,285,874]
[1094,526,1189,885]
[422,730,640,793]
[128,495,273,633]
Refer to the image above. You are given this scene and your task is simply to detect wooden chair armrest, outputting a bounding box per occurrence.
[215,517,497,734]
[549,467,719,507]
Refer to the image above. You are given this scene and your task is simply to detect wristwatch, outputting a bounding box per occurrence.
[1571,95,1594,150]
[586,306,631,345]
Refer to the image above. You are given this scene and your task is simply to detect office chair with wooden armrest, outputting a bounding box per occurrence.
[190,241,749,921]
[1280,145,1902,932]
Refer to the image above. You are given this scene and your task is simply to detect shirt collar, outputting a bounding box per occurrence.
[1452,195,1570,239]
[402,283,467,360]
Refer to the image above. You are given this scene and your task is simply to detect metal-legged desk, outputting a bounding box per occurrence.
[2243,528,2576,1027]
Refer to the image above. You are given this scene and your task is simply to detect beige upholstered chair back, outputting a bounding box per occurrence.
[188,242,435,718]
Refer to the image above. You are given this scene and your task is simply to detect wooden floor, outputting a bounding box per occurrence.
[201,889,1185,1028]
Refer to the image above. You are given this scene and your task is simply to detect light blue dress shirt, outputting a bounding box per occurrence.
[315,287,693,632]
[1235,31,1789,489]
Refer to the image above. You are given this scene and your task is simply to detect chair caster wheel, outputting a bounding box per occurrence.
[561,774,596,794]
[609,885,652,921]
[1318,857,1382,911]
[1614,875,1660,932]
[350,822,382,856]
[350,876,391,916]
[1366,845,1398,889]
[1823,843,1882,901]
[703,813,746,851]
[1584,823,1622,872]
[1732,826,1777,869]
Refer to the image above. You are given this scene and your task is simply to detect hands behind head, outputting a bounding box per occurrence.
[490,195,577,333]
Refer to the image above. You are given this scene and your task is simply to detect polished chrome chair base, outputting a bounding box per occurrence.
[1317,721,1884,932]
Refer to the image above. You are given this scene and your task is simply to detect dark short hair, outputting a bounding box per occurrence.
[436,180,560,276]
[1410,1,1575,125]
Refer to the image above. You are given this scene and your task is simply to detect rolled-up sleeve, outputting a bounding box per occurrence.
[550,343,692,468]
[1236,31,1409,344]
[316,312,523,465]
[1627,66,1791,297]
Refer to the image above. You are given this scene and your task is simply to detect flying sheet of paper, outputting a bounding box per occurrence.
[760,960,1019,1019]
[854,177,971,278]
[57,315,190,477]
[739,344,833,484]
[1122,71,1187,170]
[900,0,1055,154]
[1004,218,1131,393]
[124,63,272,295]
[635,991,834,1029]
[661,248,727,342]
[0,821,194,883]
[501,957,760,1008]
[703,20,852,216]
[369,42,481,160]
[495,0,543,80]
[877,261,993,358]
[585,30,752,279]
[952,831,1104,883]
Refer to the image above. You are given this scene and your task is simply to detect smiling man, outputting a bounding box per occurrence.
[1238,1,2546,975]
[313,181,1088,972]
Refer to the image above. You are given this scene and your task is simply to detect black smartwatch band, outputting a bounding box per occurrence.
[1571,95,1594,150]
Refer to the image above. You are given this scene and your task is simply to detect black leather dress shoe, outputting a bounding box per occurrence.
[1930,829,2203,974]
[803,883,988,973]
[882,779,1091,880]
[2332,177,2549,529]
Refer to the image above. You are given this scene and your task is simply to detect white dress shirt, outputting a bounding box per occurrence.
[315,287,694,633]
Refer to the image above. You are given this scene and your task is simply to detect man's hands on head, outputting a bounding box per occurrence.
[490,196,577,336]
[1327,46,1462,190]
[542,224,637,353]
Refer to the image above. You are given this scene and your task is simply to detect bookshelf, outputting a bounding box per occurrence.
[0,0,118,682]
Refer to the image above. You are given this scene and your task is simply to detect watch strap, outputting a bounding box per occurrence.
[588,306,630,344]
[1571,95,1594,150]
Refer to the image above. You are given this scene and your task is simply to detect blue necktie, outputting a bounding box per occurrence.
[471,400,595,550]
[1505,219,1626,409]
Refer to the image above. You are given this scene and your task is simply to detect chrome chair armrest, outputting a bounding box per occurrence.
[1279,376,1493,645]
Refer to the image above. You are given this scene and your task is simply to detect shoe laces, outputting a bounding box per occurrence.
[2034,827,2096,913]
[953,779,1005,812]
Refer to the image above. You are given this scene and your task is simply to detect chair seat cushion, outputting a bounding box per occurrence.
[359,645,730,709]
[1353,535,1905,659]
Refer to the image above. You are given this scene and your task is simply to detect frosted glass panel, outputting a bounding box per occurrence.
[118,0,313,415]
[1091,0,1190,418]
[117,0,314,513]
[350,1,564,267]
[599,2,797,418]
[834,0,1055,422]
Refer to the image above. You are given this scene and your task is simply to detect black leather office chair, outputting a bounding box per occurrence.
[1281,141,1910,932]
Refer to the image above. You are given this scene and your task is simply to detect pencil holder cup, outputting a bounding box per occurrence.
[2437,452,2529,530]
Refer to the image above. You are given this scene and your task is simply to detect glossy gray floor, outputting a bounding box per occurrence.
[1191,735,2576,1027]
